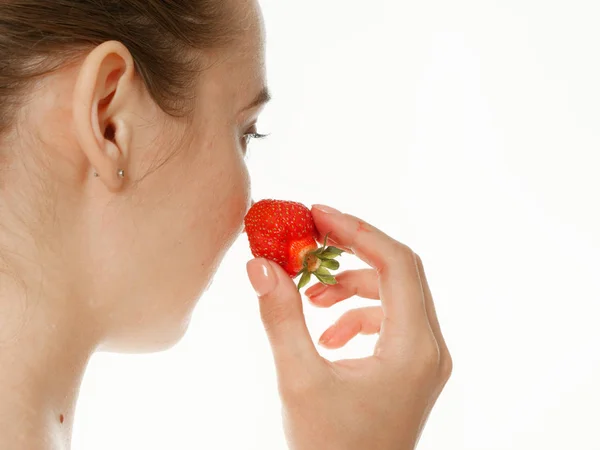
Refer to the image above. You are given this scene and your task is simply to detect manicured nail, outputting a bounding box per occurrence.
[319,327,336,346]
[246,259,277,296]
[306,283,328,299]
[312,204,341,215]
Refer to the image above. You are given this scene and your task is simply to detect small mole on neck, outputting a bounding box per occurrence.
[59,414,64,424]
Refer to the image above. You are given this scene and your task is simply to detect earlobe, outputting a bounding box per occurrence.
[72,41,135,191]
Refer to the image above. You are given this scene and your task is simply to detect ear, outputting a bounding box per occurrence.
[73,41,137,191]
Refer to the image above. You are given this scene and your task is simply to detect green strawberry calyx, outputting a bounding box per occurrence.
[295,233,344,290]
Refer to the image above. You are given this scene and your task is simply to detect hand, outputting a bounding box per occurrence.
[246,204,452,450]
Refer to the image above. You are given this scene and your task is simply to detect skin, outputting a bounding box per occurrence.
[0,0,451,449]
[247,206,453,449]
[0,1,264,448]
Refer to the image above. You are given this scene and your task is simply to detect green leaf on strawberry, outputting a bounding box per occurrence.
[315,273,337,285]
[297,271,312,290]
[319,249,344,260]
[319,259,340,270]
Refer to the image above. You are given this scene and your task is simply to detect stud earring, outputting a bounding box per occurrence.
[93,172,99,177]
[117,169,125,179]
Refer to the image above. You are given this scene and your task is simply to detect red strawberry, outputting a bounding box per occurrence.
[244,199,344,289]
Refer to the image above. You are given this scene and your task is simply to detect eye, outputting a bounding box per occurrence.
[243,125,269,146]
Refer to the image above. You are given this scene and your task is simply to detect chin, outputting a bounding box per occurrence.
[100,298,198,354]
[100,320,193,354]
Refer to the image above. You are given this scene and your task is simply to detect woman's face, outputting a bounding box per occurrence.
[84,1,268,351]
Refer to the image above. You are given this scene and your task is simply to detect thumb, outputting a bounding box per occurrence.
[246,258,321,373]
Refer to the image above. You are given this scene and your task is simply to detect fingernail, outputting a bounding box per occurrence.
[319,327,336,346]
[306,283,328,299]
[246,259,277,296]
[312,204,341,215]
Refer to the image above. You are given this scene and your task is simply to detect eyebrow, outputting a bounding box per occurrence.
[241,87,271,113]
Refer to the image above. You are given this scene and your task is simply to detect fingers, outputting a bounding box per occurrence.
[305,269,379,307]
[247,258,323,376]
[415,255,452,380]
[319,307,384,349]
[311,205,429,338]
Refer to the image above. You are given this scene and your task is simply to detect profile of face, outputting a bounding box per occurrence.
[1,0,267,352]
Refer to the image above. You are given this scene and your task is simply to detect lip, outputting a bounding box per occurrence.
[242,199,255,233]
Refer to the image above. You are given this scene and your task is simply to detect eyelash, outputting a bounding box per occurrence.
[243,122,269,153]
[244,131,269,144]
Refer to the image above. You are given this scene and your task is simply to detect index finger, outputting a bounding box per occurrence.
[311,205,429,336]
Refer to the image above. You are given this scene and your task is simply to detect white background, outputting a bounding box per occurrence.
[72,0,600,449]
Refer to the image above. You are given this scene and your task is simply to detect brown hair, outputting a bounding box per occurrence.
[0,0,232,137]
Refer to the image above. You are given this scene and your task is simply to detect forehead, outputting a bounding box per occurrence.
[208,0,266,84]
[223,0,265,64]
[190,0,267,119]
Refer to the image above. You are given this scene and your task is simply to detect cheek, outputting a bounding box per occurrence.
[93,133,250,351]
[188,143,251,259]
[207,158,249,242]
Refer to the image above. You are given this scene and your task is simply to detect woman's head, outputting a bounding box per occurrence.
[0,0,268,351]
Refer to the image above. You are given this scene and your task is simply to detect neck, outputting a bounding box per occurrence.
[0,272,97,450]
